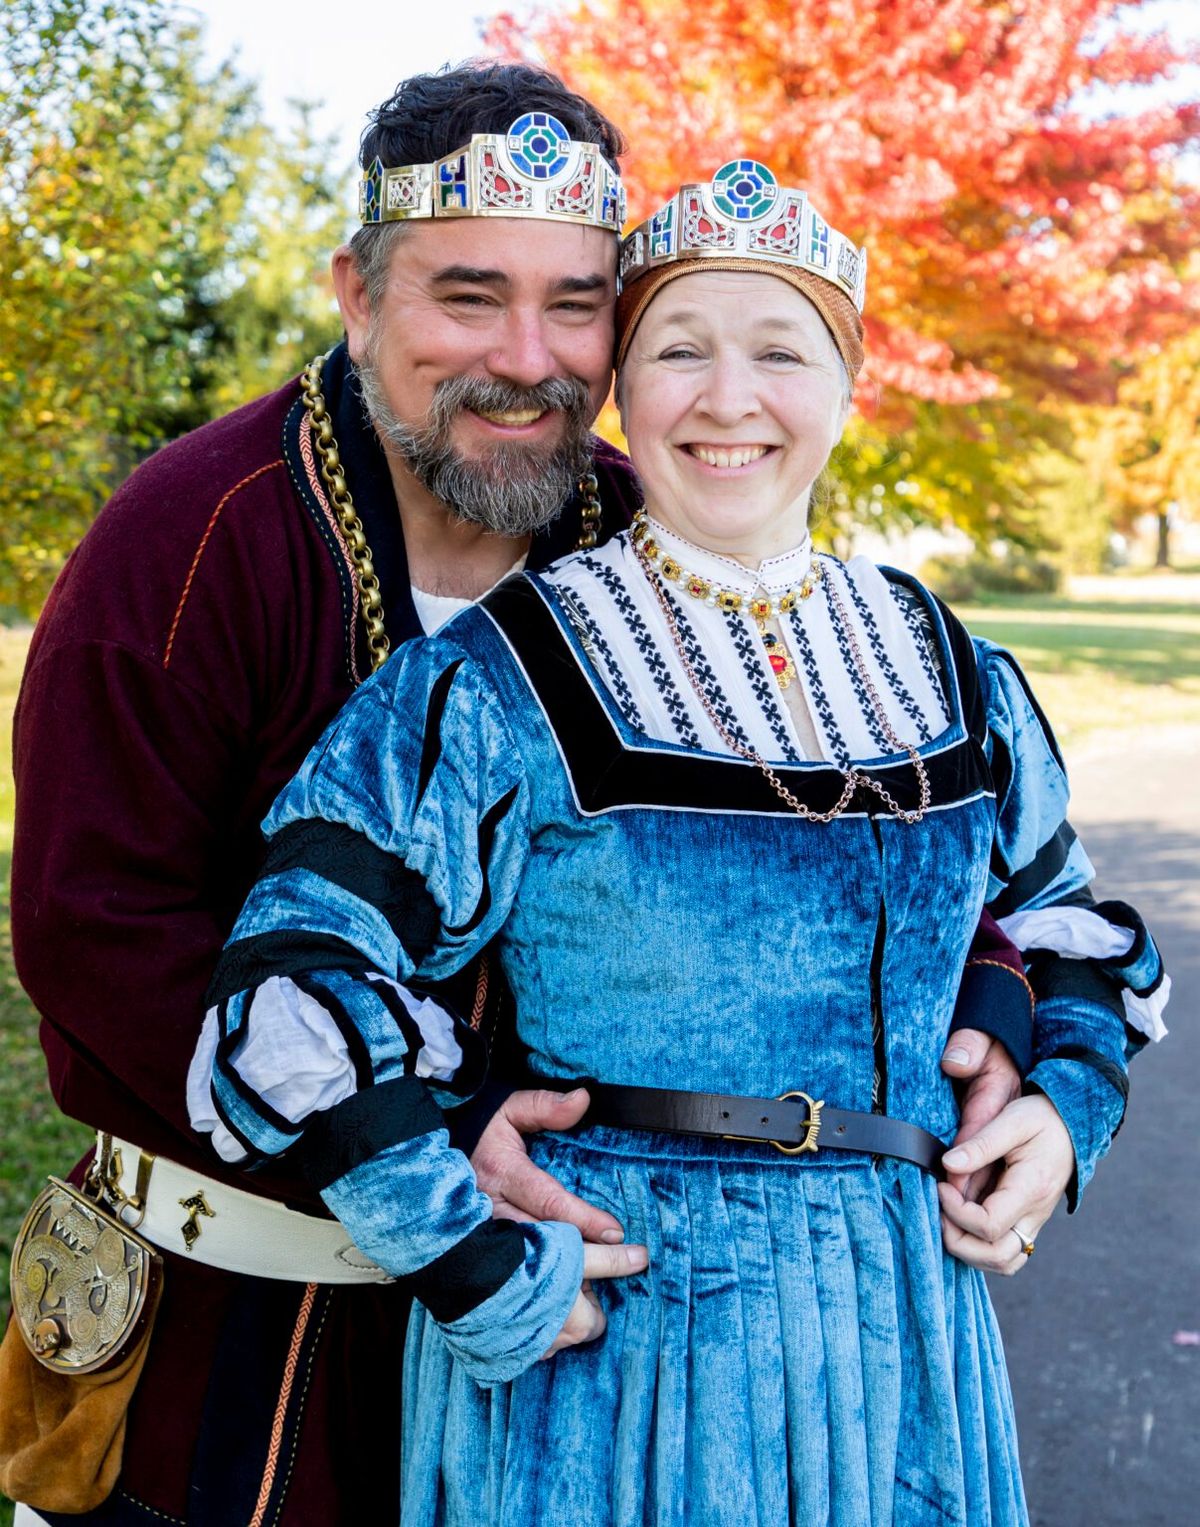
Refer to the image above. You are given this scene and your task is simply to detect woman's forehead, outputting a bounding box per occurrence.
[640,270,825,329]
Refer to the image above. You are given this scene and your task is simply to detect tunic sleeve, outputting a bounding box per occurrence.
[976,637,1167,1204]
[195,634,582,1384]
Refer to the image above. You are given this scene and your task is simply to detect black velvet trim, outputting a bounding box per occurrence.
[445,784,520,936]
[296,1074,446,1191]
[290,970,376,1093]
[986,731,1014,884]
[989,822,1077,919]
[481,577,991,817]
[206,929,371,1006]
[1091,898,1161,995]
[259,818,440,961]
[417,659,464,808]
[949,962,1034,1075]
[407,1216,528,1323]
[1025,950,1126,1022]
[1040,1042,1129,1107]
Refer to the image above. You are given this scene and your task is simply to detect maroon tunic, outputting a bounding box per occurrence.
[10,350,641,1526]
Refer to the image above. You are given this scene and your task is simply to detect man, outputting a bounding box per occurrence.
[8,64,1030,1525]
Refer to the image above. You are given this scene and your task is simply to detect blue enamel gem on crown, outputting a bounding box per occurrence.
[362,157,383,222]
[712,159,778,222]
[507,112,571,181]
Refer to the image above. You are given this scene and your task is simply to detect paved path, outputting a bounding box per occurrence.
[990,726,1200,1527]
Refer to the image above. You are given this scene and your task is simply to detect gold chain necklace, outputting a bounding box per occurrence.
[632,526,930,824]
[299,353,605,676]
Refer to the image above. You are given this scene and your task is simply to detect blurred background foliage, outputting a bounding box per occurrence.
[0,0,1198,615]
[0,0,344,614]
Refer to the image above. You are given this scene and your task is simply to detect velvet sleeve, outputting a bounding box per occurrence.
[976,638,1166,1205]
[199,636,581,1383]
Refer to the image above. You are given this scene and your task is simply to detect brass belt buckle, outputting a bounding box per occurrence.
[772,1090,824,1155]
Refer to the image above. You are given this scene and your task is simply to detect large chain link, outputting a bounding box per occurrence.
[299,353,606,677]
[634,539,929,825]
[301,354,391,673]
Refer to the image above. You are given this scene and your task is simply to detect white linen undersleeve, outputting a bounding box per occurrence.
[997,906,1169,1042]
[187,974,463,1163]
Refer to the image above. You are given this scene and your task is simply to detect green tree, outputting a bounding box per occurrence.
[0,1,345,614]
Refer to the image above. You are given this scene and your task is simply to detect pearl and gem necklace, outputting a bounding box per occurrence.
[630,509,819,690]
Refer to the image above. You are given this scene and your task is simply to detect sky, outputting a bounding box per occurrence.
[187,0,1200,186]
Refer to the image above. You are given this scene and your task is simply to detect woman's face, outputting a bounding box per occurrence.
[618,271,850,565]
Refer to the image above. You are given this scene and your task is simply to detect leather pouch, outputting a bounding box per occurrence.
[0,1176,163,1513]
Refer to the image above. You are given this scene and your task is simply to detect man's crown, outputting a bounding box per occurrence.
[359,112,626,233]
[619,160,867,312]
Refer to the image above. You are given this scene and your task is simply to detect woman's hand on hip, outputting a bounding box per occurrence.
[541,1243,650,1359]
[937,1093,1074,1275]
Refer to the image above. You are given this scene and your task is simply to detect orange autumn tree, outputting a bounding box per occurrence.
[489,0,1200,543]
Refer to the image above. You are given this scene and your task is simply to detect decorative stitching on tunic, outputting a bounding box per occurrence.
[163,460,284,669]
[550,581,647,732]
[818,567,893,752]
[266,1287,333,1527]
[579,555,701,746]
[248,1280,318,1526]
[727,614,801,761]
[839,567,936,738]
[969,956,1036,1011]
[115,1490,187,1523]
[780,603,852,765]
[663,588,754,751]
[890,583,946,700]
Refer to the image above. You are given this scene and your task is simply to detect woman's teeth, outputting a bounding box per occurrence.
[688,445,769,468]
[476,408,545,426]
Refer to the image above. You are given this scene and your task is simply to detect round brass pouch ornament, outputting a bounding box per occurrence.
[10,1178,162,1375]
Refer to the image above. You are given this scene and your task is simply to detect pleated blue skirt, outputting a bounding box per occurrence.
[401,1127,1028,1526]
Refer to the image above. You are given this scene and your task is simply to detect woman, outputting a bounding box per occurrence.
[193,163,1165,1524]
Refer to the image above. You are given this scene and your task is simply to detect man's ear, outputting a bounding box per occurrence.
[332,247,371,363]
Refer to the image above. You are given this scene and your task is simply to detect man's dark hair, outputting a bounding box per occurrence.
[349,63,625,308]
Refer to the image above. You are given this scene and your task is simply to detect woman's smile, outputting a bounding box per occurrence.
[680,442,776,471]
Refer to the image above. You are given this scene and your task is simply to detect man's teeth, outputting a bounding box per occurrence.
[477,408,545,426]
[689,445,769,468]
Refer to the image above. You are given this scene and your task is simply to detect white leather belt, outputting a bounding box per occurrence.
[103,1134,393,1285]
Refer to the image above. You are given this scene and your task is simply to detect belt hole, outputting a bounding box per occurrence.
[721,1110,729,1120]
[836,1125,846,1135]
[761,1116,768,1124]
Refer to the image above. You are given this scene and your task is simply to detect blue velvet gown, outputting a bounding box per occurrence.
[202,536,1153,1526]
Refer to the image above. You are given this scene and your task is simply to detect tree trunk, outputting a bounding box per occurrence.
[1156,511,1172,569]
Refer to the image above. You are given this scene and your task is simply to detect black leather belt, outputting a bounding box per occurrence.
[582,1083,946,1178]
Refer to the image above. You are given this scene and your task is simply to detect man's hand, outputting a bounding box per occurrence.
[470,1086,627,1245]
[938,1093,1074,1274]
[940,1027,1022,1202]
[540,1243,649,1360]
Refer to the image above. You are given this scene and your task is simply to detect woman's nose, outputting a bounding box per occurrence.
[696,356,762,424]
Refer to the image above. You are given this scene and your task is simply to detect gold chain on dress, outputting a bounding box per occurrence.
[633,530,930,825]
[299,353,605,674]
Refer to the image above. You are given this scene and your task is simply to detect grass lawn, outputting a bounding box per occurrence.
[0,588,1197,1523]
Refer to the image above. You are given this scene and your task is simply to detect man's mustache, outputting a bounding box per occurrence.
[428,374,591,429]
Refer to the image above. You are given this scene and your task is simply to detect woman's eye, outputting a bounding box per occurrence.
[658,346,701,361]
[761,350,801,364]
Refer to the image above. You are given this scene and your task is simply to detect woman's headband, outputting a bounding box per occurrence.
[615,160,866,378]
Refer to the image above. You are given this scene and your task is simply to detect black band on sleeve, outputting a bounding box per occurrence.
[407,1216,528,1324]
[949,960,1035,1075]
[1025,950,1125,1022]
[296,1074,446,1191]
[445,785,521,937]
[206,930,372,1006]
[989,823,1077,919]
[258,819,440,961]
[1039,1043,1129,1109]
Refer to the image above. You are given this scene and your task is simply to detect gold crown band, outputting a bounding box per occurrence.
[619,160,866,313]
[359,112,625,233]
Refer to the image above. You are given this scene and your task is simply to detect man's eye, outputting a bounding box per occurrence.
[447,293,493,308]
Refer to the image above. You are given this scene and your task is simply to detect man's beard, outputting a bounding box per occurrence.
[355,349,595,537]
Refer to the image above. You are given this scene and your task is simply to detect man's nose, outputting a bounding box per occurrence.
[485,311,558,389]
